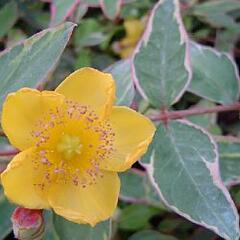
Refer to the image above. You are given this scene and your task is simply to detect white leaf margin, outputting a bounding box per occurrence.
[131,0,192,106]
[141,119,240,240]
[188,42,240,103]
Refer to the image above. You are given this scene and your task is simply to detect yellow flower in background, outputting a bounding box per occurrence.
[1,68,155,226]
[115,19,145,59]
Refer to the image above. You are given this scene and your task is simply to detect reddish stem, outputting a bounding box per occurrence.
[0,103,239,157]
[150,102,240,121]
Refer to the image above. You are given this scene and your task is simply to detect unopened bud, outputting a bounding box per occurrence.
[11,207,44,240]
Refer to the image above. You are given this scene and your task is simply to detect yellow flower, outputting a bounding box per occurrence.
[117,19,145,59]
[1,68,155,226]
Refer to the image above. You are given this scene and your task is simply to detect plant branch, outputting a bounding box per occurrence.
[149,102,240,121]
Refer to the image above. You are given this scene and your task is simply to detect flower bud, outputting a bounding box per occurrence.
[11,207,44,240]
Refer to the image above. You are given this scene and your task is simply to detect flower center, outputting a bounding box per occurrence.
[57,134,83,160]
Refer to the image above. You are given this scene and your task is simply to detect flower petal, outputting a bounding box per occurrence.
[55,68,115,118]
[48,171,120,226]
[2,88,65,150]
[1,148,50,209]
[101,107,156,172]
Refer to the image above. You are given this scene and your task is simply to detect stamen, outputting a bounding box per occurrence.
[31,100,115,190]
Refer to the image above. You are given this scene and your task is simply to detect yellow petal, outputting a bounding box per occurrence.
[55,68,115,118]
[1,88,65,151]
[48,171,120,226]
[101,107,156,172]
[1,148,50,209]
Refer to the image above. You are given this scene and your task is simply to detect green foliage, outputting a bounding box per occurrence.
[133,0,191,109]
[0,22,75,111]
[0,0,240,239]
[142,121,239,240]
[0,1,18,39]
[129,230,178,240]
[119,205,159,231]
[74,18,107,48]
[50,0,78,26]
[100,0,121,20]
[188,42,240,104]
[0,187,15,240]
[53,214,110,240]
[218,138,240,186]
[193,0,240,31]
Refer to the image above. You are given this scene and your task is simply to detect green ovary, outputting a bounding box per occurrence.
[57,134,83,160]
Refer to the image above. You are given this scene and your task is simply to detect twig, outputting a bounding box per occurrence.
[149,102,240,122]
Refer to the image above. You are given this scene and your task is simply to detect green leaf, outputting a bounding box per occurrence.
[188,42,240,104]
[187,100,217,130]
[43,211,60,240]
[105,59,134,106]
[0,22,75,112]
[119,205,159,231]
[53,214,109,240]
[74,48,92,69]
[129,230,178,240]
[218,138,240,186]
[100,0,121,20]
[133,0,191,109]
[0,186,15,240]
[158,218,182,233]
[193,0,240,31]
[193,0,240,16]
[50,0,79,26]
[198,13,240,31]
[82,0,99,7]
[120,170,163,208]
[6,28,27,48]
[74,18,106,48]
[215,30,239,53]
[142,120,240,240]
[0,0,18,39]
[75,3,88,23]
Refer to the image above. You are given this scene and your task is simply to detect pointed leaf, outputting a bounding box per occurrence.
[0,22,75,111]
[188,42,240,104]
[142,120,240,240]
[132,0,191,109]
